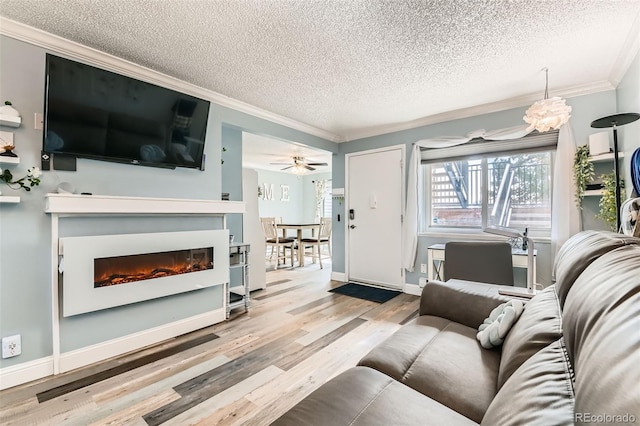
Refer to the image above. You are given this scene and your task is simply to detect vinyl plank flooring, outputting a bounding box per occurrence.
[2,261,421,426]
[36,332,219,403]
[286,293,339,315]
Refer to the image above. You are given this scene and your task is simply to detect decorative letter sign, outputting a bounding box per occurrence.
[281,185,290,201]
[263,183,274,200]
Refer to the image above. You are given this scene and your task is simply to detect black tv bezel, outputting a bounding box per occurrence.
[42,53,210,171]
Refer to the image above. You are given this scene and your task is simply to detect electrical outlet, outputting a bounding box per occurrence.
[419,277,428,287]
[2,334,21,358]
[420,263,427,274]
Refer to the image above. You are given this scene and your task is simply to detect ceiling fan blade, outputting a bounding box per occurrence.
[304,165,316,171]
[270,162,293,165]
[281,166,293,170]
[304,162,328,166]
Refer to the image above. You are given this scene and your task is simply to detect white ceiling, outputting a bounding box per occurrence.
[242,132,332,174]
[1,0,639,144]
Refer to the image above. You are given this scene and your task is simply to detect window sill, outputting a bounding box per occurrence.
[419,229,551,244]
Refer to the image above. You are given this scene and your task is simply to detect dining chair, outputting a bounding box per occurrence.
[260,217,295,269]
[443,241,514,285]
[300,217,332,268]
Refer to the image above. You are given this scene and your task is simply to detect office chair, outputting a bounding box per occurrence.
[443,241,514,285]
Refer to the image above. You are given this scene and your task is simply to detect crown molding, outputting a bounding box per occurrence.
[0,17,342,143]
[609,10,640,87]
[341,80,615,142]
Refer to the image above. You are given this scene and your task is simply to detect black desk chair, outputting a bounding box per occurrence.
[444,241,514,285]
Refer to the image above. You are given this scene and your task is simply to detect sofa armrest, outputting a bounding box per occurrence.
[419,280,513,329]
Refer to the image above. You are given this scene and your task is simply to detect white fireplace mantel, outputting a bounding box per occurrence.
[45,193,245,215]
[42,192,244,379]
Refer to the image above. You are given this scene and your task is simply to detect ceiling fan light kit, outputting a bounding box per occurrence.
[270,156,328,174]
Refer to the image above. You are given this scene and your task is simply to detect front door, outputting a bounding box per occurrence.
[347,146,404,289]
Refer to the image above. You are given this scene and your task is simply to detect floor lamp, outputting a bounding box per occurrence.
[591,113,640,231]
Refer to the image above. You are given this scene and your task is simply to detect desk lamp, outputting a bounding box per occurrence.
[484,226,536,299]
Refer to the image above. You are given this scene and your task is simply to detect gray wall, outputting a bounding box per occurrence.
[257,169,306,222]
[332,90,620,286]
[0,34,335,369]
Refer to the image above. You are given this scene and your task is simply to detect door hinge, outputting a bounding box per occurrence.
[401,214,404,223]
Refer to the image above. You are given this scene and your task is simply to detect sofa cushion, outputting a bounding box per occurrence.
[481,338,575,426]
[497,285,563,389]
[477,299,524,349]
[562,245,640,422]
[358,315,500,423]
[553,230,638,307]
[271,367,477,426]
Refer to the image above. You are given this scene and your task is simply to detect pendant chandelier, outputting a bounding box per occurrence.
[523,68,572,132]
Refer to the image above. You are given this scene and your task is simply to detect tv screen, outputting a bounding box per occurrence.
[43,54,211,170]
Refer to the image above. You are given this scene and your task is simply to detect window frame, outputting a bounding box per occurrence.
[420,147,555,239]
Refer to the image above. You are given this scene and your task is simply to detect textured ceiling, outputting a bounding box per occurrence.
[242,132,332,174]
[1,0,640,142]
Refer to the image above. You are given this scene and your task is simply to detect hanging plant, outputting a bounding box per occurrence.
[573,144,594,208]
[596,172,624,231]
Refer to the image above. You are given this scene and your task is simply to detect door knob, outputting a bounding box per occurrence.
[350,225,356,229]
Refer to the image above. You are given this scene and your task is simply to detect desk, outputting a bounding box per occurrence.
[279,223,319,266]
[427,243,536,283]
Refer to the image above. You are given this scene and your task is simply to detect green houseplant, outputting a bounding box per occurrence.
[573,144,594,209]
[596,172,624,231]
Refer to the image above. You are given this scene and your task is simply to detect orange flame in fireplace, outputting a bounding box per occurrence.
[94,247,213,288]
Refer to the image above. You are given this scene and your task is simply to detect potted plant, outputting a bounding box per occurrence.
[596,172,624,231]
[573,144,594,208]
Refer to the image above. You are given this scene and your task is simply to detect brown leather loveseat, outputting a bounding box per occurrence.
[273,231,640,425]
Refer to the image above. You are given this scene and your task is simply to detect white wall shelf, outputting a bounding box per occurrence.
[0,114,21,128]
[0,195,20,203]
[0,156,19,165]
[588,152,624,163]
[584,189,604,197]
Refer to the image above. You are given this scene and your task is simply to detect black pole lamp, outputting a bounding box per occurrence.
[590,112,640,231]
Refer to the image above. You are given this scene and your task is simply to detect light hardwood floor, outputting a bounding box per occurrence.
[0,261,419,425]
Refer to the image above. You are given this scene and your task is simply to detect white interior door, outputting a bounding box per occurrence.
[347,146,404,289]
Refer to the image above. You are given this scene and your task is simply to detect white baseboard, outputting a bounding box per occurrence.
[403,283,422,296]
[59,308,226,373]
[0,356,54,390]
[330,271,347,282]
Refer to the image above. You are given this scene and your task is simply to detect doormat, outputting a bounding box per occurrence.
[329,283,401,303]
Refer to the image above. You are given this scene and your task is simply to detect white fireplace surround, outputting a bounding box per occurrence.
[40,193,246,378]
[60,230,229,316]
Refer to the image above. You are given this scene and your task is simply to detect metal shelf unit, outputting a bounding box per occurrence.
[227,242,250,318]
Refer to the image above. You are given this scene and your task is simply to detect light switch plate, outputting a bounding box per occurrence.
[34,113,44,130]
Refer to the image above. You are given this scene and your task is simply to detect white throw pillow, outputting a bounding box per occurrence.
[477,300,524,349]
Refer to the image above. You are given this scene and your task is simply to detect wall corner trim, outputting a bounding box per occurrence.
[0,356,54,390]
[330,271,347,282]
[403,283,422,296]
[58,308,225,374]
[0,17,342,143]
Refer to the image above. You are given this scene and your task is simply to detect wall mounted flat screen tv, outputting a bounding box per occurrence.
[43,54,211,170]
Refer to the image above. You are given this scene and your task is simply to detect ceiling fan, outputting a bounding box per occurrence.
[270,156,328,172]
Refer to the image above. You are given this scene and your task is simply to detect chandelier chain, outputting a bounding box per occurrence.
[543,67,549,100]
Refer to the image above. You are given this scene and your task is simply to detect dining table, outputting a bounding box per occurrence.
[278,223,320,267]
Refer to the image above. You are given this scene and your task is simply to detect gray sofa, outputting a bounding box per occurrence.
[273,231,640,425]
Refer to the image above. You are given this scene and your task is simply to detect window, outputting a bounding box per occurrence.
[420,139,555,235]
[322,180,332,219]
